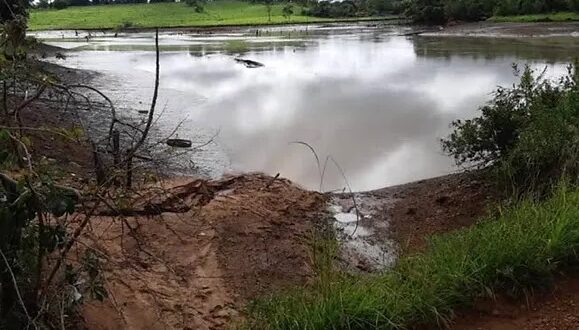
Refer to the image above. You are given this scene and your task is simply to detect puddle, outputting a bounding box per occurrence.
[329,195,397,271]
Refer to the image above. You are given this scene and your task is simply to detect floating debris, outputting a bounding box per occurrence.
[234,58,264,68]
[167,139,192,148]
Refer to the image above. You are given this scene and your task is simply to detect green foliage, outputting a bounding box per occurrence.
[185,0,206,12]
[443,64,579,195]
[282,3,294,20]
[52,0,70,10]
[406,0,579,23]
[404,0,446,23]
[304,0,359,18]
[0,20,105,327]
[36,0,50,9]
[248,186,579,329]
[0,0,29,23]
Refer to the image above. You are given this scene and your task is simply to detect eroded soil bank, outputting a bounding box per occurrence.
[74,170,579,330]
[421,21,579,37]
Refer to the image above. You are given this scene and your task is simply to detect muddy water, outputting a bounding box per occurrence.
[33,24,578,191]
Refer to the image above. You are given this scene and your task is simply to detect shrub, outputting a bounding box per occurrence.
[407,0,578,23]
[52,0,69,10]
[282,3,294,20]
[405,0,446,23]
[305,0,359,18]
[442,64,579,195]
[185,0,206,13]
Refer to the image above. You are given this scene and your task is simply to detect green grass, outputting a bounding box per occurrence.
[248,186,579,329]
[489,11,579,22]
[28,1,393,31]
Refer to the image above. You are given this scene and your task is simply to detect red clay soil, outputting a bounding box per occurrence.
[384,171,498,253]
[80,174,326,330]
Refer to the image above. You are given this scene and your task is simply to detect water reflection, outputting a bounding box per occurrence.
[36,24,576,191]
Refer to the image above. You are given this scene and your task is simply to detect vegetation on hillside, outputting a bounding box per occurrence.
[406,0,579,23]
[443,64,579,196]
[303,0,404,18]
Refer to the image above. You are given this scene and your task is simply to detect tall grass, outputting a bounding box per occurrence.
[248,186,579,329]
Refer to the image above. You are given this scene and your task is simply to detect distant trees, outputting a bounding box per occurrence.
[264,0,273,21]
[0,0,28,22]
[304,0,358,17]
[282,3,294,20]
[52,0,70,9]
[303,0,403,18]
[70,0,91,6]
[407,0,579,23]
[185,0,206,12]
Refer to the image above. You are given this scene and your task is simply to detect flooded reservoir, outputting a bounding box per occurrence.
[33,23,579,191]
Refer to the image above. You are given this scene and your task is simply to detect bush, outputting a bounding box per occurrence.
[407,0,578,23]
[304,0,359,18]
[442,64,579,195]
[405,0,446,23]
[52,0,69,10]
[185,0,206,13]
[282,3,294,20]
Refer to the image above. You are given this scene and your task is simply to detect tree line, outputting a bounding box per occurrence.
[407,0,579,23]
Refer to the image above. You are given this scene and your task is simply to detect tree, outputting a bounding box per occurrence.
[0,0,28,22]
[185,0,206,12]
[69,0,91,6]
[37,0,50,9]
[282,3,294,20]
[52,0,69,9]
[405,0,445,23]
[265,0,273,22]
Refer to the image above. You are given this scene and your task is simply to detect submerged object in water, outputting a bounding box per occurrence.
[234,58,264,68]
[166,139,192,148]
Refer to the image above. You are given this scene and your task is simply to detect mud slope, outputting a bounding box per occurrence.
[81,174,326,330]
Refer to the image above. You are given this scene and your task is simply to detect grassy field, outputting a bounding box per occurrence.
[489,11,579,22]
[29,1,392,30]
[248,186,579,329]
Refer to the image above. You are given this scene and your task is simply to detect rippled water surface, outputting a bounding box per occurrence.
[33,24,578,191]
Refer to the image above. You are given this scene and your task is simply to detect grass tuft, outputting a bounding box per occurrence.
[247,185,579,329]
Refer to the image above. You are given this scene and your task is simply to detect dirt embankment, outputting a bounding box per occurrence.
[79,174,326,330]
[422,21,579,37]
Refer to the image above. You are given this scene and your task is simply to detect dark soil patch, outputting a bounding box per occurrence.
[453,276,579,329]
[387,171,497,252]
